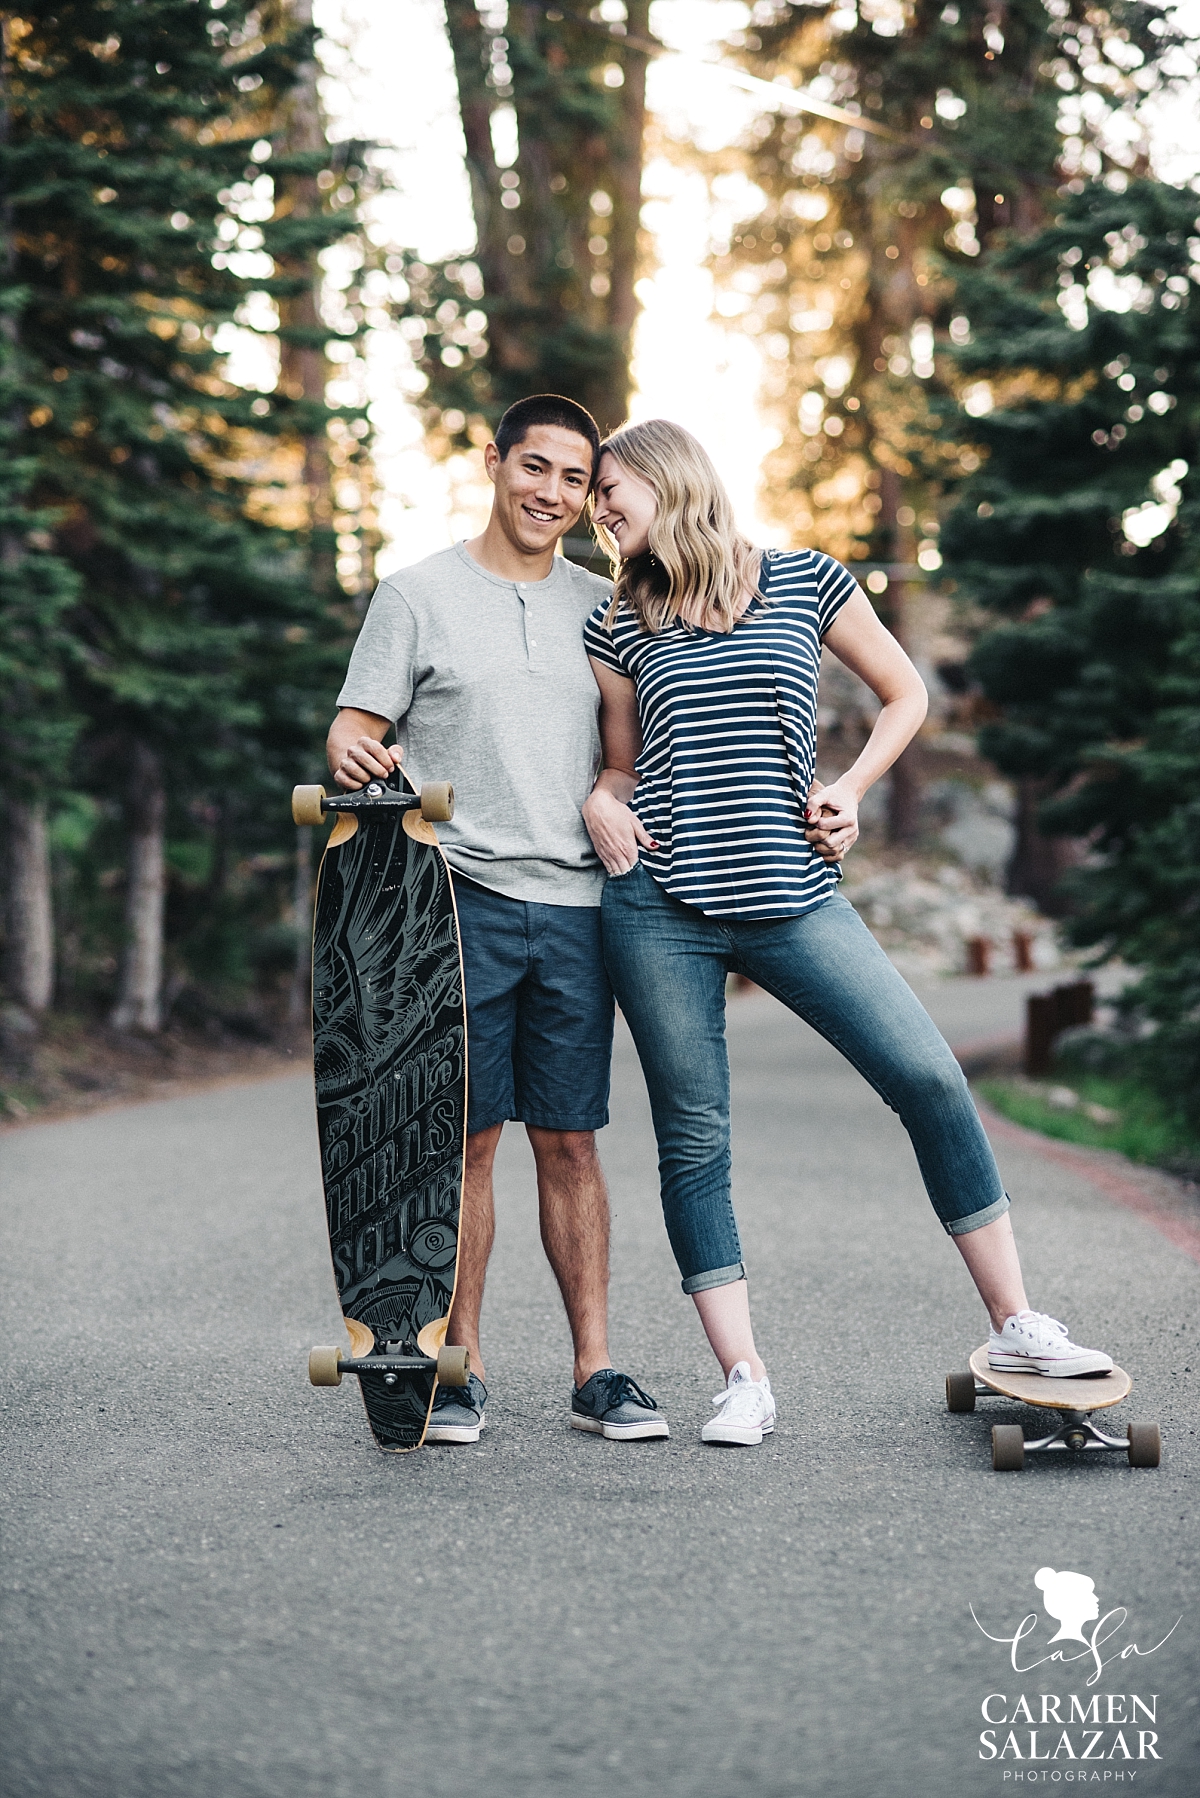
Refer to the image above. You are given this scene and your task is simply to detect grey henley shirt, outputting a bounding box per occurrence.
[336,540,612,906]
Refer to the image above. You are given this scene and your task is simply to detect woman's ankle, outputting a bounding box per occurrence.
[718,1353,767,1383]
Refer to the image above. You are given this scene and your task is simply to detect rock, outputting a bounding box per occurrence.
[841,856,1060,977]
[1047,1086,1080,1110]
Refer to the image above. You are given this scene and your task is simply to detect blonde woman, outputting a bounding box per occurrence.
[580,419,1113,1447]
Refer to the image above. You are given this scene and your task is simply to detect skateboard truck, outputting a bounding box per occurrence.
[308,1341,471,1390]
[291,779,455,826]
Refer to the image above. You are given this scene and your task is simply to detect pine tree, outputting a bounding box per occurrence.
[939,175,1199,1122]
[710,0,1173,838]
[398,0,653,460]
[1,1,369,1029]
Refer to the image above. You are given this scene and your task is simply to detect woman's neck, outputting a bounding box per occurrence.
[679,586,755,631]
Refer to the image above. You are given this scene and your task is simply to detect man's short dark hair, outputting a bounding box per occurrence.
[494,394,601,484]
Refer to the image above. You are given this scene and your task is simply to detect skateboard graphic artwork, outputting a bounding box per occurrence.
[946,1346,1161,1471]
[292,766,471,1452]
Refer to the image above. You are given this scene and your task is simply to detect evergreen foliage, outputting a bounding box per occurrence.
[713,0,1175,561]
[939,177,1200,1126]
[399,0,653,452]
[1,1,371,1017]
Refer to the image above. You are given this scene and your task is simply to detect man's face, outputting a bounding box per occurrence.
[485,424,594,554]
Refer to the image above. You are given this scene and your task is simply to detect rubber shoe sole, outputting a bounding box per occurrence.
[570,1413,670,1441]
[989,1350,1113,1378]
[701,1416,775,1447]
[425,1412,486,1445]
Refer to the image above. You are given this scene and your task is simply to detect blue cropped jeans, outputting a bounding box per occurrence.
[601,865,1009,1294]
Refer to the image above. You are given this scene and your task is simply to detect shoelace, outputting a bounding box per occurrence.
[1013,1314,1069,1342]
[592,1371,659,1414]
[433,1377,481,1411]
[711,1379,768,1419]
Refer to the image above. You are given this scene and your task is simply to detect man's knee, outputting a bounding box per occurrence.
[465,1122,504,1172]
[527,1126,599,1172]
[464,1121,503,1150]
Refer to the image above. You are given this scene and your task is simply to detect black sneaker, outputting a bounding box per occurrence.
[570,1369,669,1441]
[425,1373,487,1444]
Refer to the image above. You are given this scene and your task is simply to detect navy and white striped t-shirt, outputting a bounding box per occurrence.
[583,548,858,919]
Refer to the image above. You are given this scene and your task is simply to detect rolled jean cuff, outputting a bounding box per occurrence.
[681,1262,745,1296]
[943,1192,1010,1237]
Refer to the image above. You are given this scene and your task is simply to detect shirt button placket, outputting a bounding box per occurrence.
[518,582,537,666]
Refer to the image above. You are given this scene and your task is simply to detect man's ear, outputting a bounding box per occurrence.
[483,441,500,484]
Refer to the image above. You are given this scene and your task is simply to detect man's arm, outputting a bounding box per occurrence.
[326,707,403,791]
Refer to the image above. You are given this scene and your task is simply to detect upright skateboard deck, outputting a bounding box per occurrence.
[294,769,470,1451]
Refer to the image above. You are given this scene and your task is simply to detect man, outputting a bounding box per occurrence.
[327,394,667,1445]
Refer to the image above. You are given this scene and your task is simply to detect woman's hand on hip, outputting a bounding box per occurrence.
[582,785,657,876]
[804,777,860,863]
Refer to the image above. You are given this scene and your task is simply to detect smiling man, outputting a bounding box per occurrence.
[326,394,668,1448]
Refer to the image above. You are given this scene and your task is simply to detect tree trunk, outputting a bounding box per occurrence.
[276,0,335,594]
[886,741,923,846]
[7,800,54,1014]
[872,470,922,846]
[288,824,314,1025]
[110,742,166,1032]
[1005,777,1079,917]
[596,0,650,430]
[440,0,651,432]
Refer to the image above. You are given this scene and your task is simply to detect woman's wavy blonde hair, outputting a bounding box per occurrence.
[593,419,763,633]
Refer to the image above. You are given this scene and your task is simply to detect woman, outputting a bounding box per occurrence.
[581,419,1112,1447]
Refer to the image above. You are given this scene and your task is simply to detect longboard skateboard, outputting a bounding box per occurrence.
[946,1346,1160,1471]
[293,766,471,1451]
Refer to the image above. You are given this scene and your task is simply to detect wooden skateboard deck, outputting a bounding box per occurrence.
[968,1345,1130,1411]
[946,1347,1158,1470]
[299,768,468,1452]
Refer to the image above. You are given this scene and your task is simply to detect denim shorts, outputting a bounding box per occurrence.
[453,876,614,1136]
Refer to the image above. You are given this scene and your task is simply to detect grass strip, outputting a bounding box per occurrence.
[977,1071,1200,1177]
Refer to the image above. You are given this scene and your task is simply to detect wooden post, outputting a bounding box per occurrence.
[1023,980,1094,1076]
[966,936,992,977]
[1012,930,1035,973]
[1024,993,1058,1076]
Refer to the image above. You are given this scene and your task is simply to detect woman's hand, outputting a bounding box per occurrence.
[583,781,657,876]
[803,777,860,863]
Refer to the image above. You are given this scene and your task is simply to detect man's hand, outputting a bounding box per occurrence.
[803,776,860,864]
[326,707,403,791]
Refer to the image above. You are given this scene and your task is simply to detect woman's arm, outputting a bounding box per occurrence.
[581,658,658,876]
[804,586,928,862]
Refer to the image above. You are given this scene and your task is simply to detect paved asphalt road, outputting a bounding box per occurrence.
[3,974,1197,1798]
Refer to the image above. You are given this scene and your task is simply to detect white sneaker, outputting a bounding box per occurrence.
[700,1362,776,1445]
[988,1311,1113,1378]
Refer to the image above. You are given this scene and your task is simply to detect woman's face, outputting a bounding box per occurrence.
[593,453,658,559]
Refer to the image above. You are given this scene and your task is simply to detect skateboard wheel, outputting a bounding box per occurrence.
[308,1346,344,1387]
[436,1345,470,1388]
[420,782,454,823]
[1127,1421,1161,1467]
[946,1371,976,1413]
[992,1424,1025,1471]
[292,785,327,827]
